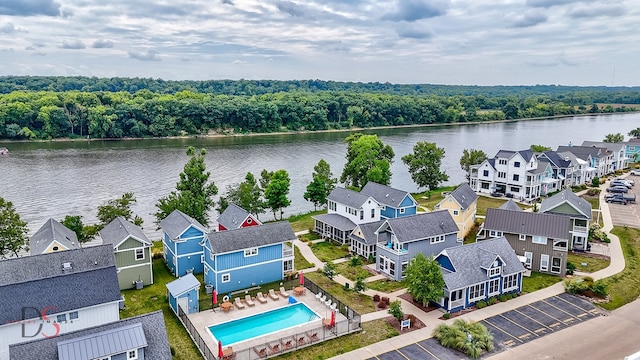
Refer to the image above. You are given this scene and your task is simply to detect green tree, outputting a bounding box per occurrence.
[340,133,394,189]
[629,128,640,139]
[459,149,488,181]
[530,144,552,152]
[97,192,143,228]
[264,169,291,220]
[215,195,230,214]
[60,215,93,245]
[349,256,362,267]
[406,253,445,307]
[221,172,265,219]
[322,262,336,280]
[353,276,367,293]
[388,300,404,321]
[604,133,624,143]
[402,141,449,191]
[0,197,29,258]
[304,159,337,210]
[155,147,218,226]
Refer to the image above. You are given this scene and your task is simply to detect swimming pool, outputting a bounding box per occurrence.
[208,302,320,345]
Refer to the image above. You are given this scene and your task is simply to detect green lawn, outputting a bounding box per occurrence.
[581,195,604,227]
[335,261,374,282]
[306,272,376,314]
[299,232,322,242]
[311,241,350,262]
[600,226,640,310]
[367,279,408,293]
[120,259,201,360]
[567,252,610,273]
[288,209,326,232]
[414,188,531,215]
[273,319,398,360]
[295,245,314,270]
[521,272,563,293]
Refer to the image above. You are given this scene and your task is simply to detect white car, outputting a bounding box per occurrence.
[614,178,634,186]
[631,169,640,176]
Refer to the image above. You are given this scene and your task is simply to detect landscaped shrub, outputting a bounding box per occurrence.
[498,294,508,302]
[564,276,593,294]
[589,224,610,243]
[591,280,608,297]
[442,312,451,319]
[566,262,576,275]
[475,300,487,309]
[373,294,381,302]
[388,300,403,321]
[586,188,601,196]
[381,296,390,305]
[487,297,498,305]
[433,319,494,359]
[377,301,388,309]
[591,176,601,187]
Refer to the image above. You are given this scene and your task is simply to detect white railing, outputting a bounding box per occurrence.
[572,225,588,234]
[450,299,464,309]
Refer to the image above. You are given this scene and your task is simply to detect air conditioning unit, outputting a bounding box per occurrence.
[62,262,73,271]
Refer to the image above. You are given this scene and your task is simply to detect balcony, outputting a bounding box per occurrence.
[377,242,408,256]
[450,298,465,309]
[572,225,588,234]
[282,243,293,258]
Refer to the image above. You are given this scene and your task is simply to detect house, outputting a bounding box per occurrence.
[481,208,571,276]
[203,221,296,294]
[0,245,121,360]
[166,273,200,315]
[29,218,79,255]
[540,189,593,251]
[349,220,384,261]
[557,144,613,178]
[558,151,593,185]
[434,183,478,239]
[537,150,575,188]
[312,187,381,244]
[499,199,522,211]
[99,216,154,290]
[435,237,526,313]
[360,182,418,219]
[9,311,171,360]
[376,211,459,281]
[217,203,262,231]
[624,138,640,163]
[583,141,629,172]
[160,209,207,277]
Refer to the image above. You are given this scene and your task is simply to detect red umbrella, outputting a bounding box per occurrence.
[212,289,218,306]
[218,340,224,359]
[299,271,304,285]
[330,309,335,327]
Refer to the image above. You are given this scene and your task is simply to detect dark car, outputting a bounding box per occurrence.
[611,181,632,189]
[490,191,504,197]
[606,195,628,205]
[606,186,629,193]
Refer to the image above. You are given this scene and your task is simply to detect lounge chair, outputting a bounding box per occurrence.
[234,297,245,309]
[253,346,267,358]
[279,286,290,298]
[256,292,268,304]
[315,292,322,301]
[307,331,319,342]
[268,343,281,355]
[268,289,280,300]
[297,335,306,346]
[324,298,332,307]
[330,303,337,311]
[281,338,294,351]
[319,294,326,303]
[222,346,235,360]
[244,294,255,307]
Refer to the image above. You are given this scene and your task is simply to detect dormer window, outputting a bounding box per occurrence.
[53,246,59,251]
[247,218,252,224]
[488,265,501,277]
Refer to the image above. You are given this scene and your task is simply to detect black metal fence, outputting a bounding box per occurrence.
[177,304,218,360]
[303,276,362,330]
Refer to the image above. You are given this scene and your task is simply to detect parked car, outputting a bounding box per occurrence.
[630,169,640,176]
[606,186,629,193]
[606,194,628,205]
[614,177,634,186]
[490,191,504,197]
[610,181,632,189]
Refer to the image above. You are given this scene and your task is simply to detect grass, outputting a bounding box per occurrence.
[600,226,640,310]
[311,241,350,262]
[120,259,201,360]
[567,252,610,273]
[295,245,314,270]
[288,209,326,232]
[334,261,373,282]
[413,186,456,210]
[299,232,322,242]
[581,194,604,227]
[272,319,399,360]
[521,272,563,293]
[306,272,376,314]
[367,279,408,293]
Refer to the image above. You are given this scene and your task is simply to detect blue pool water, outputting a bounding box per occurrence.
[208,303,320,345]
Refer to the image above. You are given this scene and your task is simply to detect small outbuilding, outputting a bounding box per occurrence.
[166,273,200,315]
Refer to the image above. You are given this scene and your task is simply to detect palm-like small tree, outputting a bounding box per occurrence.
[432,319,493,359]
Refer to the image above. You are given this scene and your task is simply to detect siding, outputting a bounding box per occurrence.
[502,233,567,275]
[118,265,153,290]
[115,247,150,269]
[550,202,582,216]
[177,255,203,276]
[216,244,282,271]
[117,237,144,250]
[214,260,283,294]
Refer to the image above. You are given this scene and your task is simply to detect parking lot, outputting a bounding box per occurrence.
[367,294,602,360]
[606,175,640,228]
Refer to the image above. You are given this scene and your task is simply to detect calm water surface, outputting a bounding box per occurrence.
[1,113,638,238]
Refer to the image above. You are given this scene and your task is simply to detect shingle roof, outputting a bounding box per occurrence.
[539,189,593,220]
[381,211,458,243]
[557,145,609,160]
[217,203,257,230]
[160,209,207,239]
[312,214,356,232]
[498,199,522,211]
[30,218,79,254]
[360,182,413,208]
[327,187,374,209]
[541,151,572,168]
[349,220,385,245]
[57,322,148,360]
[9,311,172,360]
[494,149,533,162]
[207,221,296,254]
[582,141,625,153]
[485,208,570,239]
[448,183,478,210]
[0,245,120,325]
[439,237,526,290]
[99,217,151,248]
[166,273,200,296]
[529,161,548,174]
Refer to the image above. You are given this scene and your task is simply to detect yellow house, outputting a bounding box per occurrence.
[30,218,80,255]
[434,183,478,239]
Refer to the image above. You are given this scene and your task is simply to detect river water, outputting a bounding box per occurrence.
[1,113,638,238]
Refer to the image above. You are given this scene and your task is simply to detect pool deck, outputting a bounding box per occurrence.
[187,289,346,357]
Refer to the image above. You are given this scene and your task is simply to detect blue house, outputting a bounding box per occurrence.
[166,273,200,315]
[203,222,296,294]
[435,237,526,313]
[360,182,418,219]
[160,209,207,277]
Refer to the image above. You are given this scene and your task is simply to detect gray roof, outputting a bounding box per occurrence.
[360,182,413,208]
[9,311,171,360]
[557,145,609,160]
[57,322,147,360]
[349,220,385,245]
[448,183,478,210]
[540,151,572,168]
[217,203,256,230]
[327,187,375,209]
[379,211,458,243]
[498,199,522,211]
[485,208,571,239]
[529,160,548,174]
[494,149,534,162]
[207,221,296,254]
[312,213,356,232]
[0,244,120,325]
[99,217,151,248]
[540,189,593,220]
[582,141,625,153]
[439,237,526,290]
[166,273,200,296]
[160,209,207,239]
[30,218,79,254]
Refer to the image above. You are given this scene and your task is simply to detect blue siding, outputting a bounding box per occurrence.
[164,248,177,275]
[436,255,455,272]
[169,287,200,314]
[214,260,283,294]
[216,244,282,270]
[169,291,178,314]
[176,254,203,276]
[175,227,205,254]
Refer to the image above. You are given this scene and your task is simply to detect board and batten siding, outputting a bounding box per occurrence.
[216,243,282,271]
[117,266,153,290]
[115,246,150,268]
[215,260,283,294]
[175,227,205,254]
[502,233,567,275]
[549,202,582,216]
[117,237,146,250]
[406,233,459,260]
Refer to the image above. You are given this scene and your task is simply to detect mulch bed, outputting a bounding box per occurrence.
[397,293,438,313]
[385,314,426,333]
[570,250,610,260]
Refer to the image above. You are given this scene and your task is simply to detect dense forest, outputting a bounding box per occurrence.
[0,76,639,140]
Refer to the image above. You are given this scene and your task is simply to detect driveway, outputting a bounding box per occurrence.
[606,176,640,228]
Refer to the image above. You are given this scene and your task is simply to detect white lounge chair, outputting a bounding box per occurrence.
[315,292,323,301]
[256,292,268,304]
[325,298,332,307]
[319,294,326,303]
[234,297,246,309]
[268,289,280,300]
[279,287,290,298]
[244,294,256,306]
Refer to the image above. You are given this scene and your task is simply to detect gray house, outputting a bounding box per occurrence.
[30,218,80,255]
[9,311,171,360]
[482,208,571,276]
[498,199,522,211]
[376,211,459,281]
[349,220,384,260]
[540,189,592,252]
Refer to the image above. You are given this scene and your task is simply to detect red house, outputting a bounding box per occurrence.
[216,203,262,231]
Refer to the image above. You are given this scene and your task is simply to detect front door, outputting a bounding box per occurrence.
[178,297,188,315]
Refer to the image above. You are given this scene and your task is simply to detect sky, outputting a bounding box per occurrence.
[0,0,638,86]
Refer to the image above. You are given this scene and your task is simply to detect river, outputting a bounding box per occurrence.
[1,113,638,239]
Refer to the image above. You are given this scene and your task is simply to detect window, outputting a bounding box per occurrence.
[481,182,489,189]
[514,161,520,168]
[430,235,445,244]
[204,267,208,275]
[360,211,364,220]
[503,274,518,290]
[53,246,59,251]
[450,289,463,301]
[551,257,562,273]
[498,171,506,178]
[329,201,336,211]
[532,236,547,245]
[468,283,485,301]
[540,254,549,271]
[488,279,500,295]
[283,259,293,272]
[401,261,408,277]
[69,311,78,320]
[247,218,253,224]
[553,240,568,251]
[389,261,395,276]
[221,273,230,283]
[244,248,258,257]
[488,266,501,277]
[510,186,520,192]
[524,252,533,269]
[453,210,459,216]
[489,230,502,238]
[499,159,507,165]
[512,174,520,181]
[483,170,489,177]
[57,314,66,323]
[135,248,144,260]
[371,209,375,218]
[519,234,526,241]
[201,254,204,263]
[400,208,405,214]
[128,350,138,359]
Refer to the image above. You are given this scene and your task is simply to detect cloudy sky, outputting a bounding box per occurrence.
[0,0,638,86]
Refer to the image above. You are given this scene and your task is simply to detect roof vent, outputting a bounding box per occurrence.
[62,262,73,271]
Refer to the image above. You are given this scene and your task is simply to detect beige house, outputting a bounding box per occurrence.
[30,218,80,255]
[434,183,478,239]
